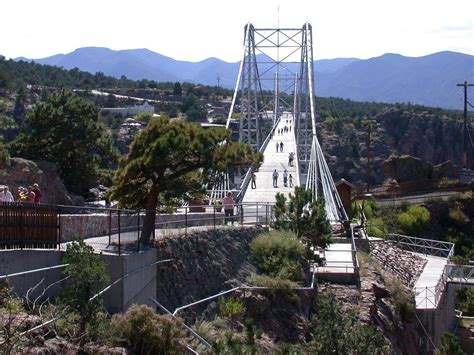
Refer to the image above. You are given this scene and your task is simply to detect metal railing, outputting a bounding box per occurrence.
[1,202,275,255]
[386,234,455,259]
[350,225,361,288]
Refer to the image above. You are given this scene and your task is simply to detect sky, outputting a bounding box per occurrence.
[1,0,473,62]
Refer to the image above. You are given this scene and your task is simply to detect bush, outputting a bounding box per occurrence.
[367,217,386,238]
[397,205,430,236]
[111,304,186,354]
[386,278,415,322]
[248,275,299,304]
[250,231,305,281]
[219,297,246,319]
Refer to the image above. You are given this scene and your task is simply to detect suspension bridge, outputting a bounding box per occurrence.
[210,23,347,223]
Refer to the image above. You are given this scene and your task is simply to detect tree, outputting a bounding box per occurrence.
[61,237,110,335]
[173,82,182,97]
[109,116,262,243]
[440,332,466,355]
[133,112,153,124]
[12,90,118,193]
[12,86,27,129]
[397,205,430,236]
[273,187,332,250]
[309,292,388,354]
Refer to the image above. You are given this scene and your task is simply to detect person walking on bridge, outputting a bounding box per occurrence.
[251,172,257,189]
[272,169,279,188]
[289,174,294,188]
[223,192,236,225]
[283,169,288,187]
[276,142,279,152]
[280,141,284,152]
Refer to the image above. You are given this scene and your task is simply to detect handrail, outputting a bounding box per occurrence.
[387,234,455,259]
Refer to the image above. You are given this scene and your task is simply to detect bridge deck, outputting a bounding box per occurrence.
[242,112,299,204]
[413,254,448,309]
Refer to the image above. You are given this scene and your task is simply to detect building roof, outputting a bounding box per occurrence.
[335,178,354,188]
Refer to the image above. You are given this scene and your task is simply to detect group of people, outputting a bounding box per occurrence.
[276,141,284,152]
[272,169,293,188]
[275,124,291,135]
[0,184,43,203]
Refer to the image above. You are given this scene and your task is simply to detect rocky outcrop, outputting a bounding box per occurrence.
[322,257,421,354]
[359,268,421,355]
[0,158,73,205]
[382,154,459,184]
[383,155,434,183]
[370,241,427,287]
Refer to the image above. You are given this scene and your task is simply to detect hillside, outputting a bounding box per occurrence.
[17,48,474,109]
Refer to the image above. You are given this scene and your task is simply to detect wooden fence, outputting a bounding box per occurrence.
[0,202,59,249]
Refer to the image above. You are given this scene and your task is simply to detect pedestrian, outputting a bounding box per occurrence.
[223,192,236,225]
[289,174,294,188]
[0,186,14,202]
[289,125,292,132]
[276,141,279,152]
[280,141,284,152]
[32,183,42,203]
[26,186,36,203]
[288,153,293,167]
[283,169,288,187]
[251,172,257,189]
[272,169,279,188]
[17,186,25,201]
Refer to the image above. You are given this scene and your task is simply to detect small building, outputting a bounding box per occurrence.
[335,179,354,214]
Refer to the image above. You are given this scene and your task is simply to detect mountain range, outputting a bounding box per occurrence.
[17,47,474,109]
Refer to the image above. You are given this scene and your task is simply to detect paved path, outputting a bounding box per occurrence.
[315,242,355,274]
[242,112,298,204]
[413,254,448,309]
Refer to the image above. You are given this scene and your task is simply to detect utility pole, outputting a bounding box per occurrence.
[366,119,372,192]
[457,81,473,169]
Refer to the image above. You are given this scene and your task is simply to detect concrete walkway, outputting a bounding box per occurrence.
[413,254,448,309]
[315,243,355,274]
[242,112,298,204]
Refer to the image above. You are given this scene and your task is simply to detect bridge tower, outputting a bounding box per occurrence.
[222,23,347,221]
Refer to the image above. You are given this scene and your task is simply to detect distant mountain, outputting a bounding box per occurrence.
[316,51,474,109]
[18,48,473,109]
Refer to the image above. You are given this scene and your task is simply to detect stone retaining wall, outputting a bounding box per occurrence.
[154,227,263,311]
[370,240,427,287]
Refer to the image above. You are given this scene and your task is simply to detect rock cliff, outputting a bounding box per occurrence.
[0,157,74,204]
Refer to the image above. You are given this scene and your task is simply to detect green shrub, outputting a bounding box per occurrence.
[248,274,299,304]
[111,304,186,354]
[448,205,470,227]
[397,205,430,236]
[440,332,466,355]
[250,230,305,281]
[219,296,246,319]
[386,278,415,322]
[367,217,386,238]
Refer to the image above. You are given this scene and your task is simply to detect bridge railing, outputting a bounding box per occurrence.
[386,233,455,259]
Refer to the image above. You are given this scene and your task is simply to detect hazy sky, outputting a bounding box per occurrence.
[2,0,473,62]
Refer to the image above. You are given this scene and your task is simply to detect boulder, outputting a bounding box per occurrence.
[382,155,433,183]
[0,157,74,205]
[433,160,459,179]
